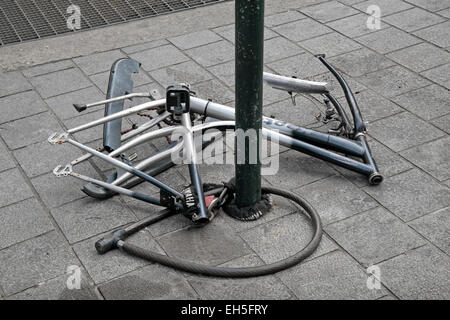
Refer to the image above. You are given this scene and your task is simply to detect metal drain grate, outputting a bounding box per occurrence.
[0,0,230,46]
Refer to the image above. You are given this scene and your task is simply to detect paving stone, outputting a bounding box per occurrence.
[409,207,450,255]
[131,45,190,71]
[329,48,395,77]
[421,63,450,89]
[73,229,165,284]
[212,24,276,44]
[187,254,293,300]
[9,269,98,300]
[294,174,378,225]
[122,39,168,54]
[308,72,368,99]
[264,37,304,63]
[0,231,78,296]
[89,69,152,95]
[414,21,450,48]
[0,141,14,173]
[368,112,444,152]
[438,8,450,18]
[431,113,450,134]
[325,207,426,266]
[51,196,135,244]
[262,82,294,106]
[267,53,328,79]
[29,68,91,99]
[0,168,33,208]
[73,50,126,75]
[363,169,450,221]
[208,60,234,84]
[327,13,388,38]
[378,245,450,299]
[265,10,306,27]
[151,61,212,88]
[0,198,54,250]
[0,72,32,98]
[0,90,47,125]
[21,60,75,78]
[263,150,336,190]
[300,1,359,22]
[387,43,450,73]
[31,162,101,209]
[264,96,321,127]
[192,79,234,104]
[241,213,338,264]
[168,30,222,50]
[157,218,251,266]
[405,0,450,12]
[384,8,445,32]
[186,40,234,67]
[99,264,198,300]
[299,32,361,57]
[63,109,104,144]
[352,0,413,16]
[278,250,386,299]
[45,86,104,120]
[400,136,450,181]
[272,18,332,42]
[356,66,431,98]
[356,28,422,54]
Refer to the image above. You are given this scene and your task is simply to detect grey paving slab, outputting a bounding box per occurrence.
[267,53,328,79]
[0,198,54,250]
[299,32,362,57]
[240,213,338,264]
[156,218,251,266]
[414,21,450,48]
[73,229,165,284]
[278,250,387,299]
[363,169,450,221]
[208,60,234,85]
[0,112,62,150]
[356,28,422,54]
[400,136,450,181]
[21,60,75,78]
[121,39,169,55]
[379,245,450,299]
[0,141,14,173]
[98,264,198,300]
[151,61,212,88]
[438,8,450,18]
[384,8,445,32]
[325,207,426,266]
[272,18,333,42]
[431,113,450,134]
[0,90,47,125]
[44,86,104,120]
[264,37,304,63]
[300,1,359,23]
[326,13,388,38]
[191,79,234,104]
[421,63,450,89]
[352,0,413,16]
[168,30,222,50]
[185,40,234,67]
[73,50,126,75]
[130,45,190,71]
[0,168,33,208]
[31,162,101,209]
[0,72,32,98]
[393,85,450,121]
[29,68,91,99]
[405,0,450,12]
[409,207,450,255]
[368,112,444,152]
[63,109,104,144]
[294,174,378,225]
[387,43,450,73]
[9,269,99,300]
[356,66,431,98]
[0,231,78,296]
[212,24,277,45]
[51,196,135,244]
[187,254,293,300]
[265,10,306,27]
[89,70,152,95]
[264,96,320,127]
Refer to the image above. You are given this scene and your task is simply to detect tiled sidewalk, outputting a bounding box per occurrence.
[0,0,449,300]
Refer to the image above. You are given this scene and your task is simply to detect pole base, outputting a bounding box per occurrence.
[223,193,272,221]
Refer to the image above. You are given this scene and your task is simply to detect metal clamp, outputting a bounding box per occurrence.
[48,132,69,145]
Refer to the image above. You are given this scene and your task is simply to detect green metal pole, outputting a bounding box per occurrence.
[235,0,264,208]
